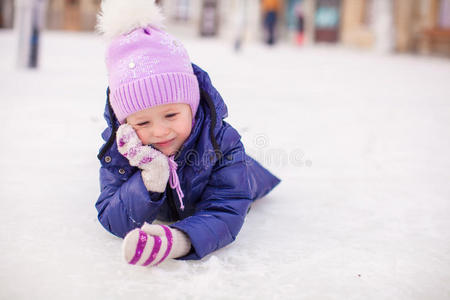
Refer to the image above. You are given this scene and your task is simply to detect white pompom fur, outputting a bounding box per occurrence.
[96,0,165,40]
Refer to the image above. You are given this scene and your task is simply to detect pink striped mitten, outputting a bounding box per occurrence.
[116,124,169,193]
[122,223,191,266]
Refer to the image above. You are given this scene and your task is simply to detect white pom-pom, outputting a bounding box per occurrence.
[97,0,165,40]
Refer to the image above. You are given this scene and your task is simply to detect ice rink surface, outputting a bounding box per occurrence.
[0,29,449,299]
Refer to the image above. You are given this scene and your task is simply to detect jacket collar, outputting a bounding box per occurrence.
[192,64,228,123]
[173,64,228,164]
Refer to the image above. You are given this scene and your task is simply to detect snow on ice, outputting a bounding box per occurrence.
[0,29,449,299]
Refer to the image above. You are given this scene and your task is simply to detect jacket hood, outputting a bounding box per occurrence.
[192,64,228,124]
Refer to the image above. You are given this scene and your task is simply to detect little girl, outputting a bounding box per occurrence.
[95,0,280,267]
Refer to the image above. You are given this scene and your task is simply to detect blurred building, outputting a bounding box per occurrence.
[405,0,450,56]
[1,0,101,31]
[46,0,101,31]
[340,0,374,48]
[314,0,341,43]
[0,0,14,28]
[339,0,450,56]
[1,0,449,56]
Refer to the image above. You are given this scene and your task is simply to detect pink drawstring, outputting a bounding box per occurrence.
[168,155,185,211]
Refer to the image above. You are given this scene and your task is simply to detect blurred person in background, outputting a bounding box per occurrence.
[294,1,304,45]
[261,0,282,45]
[233,0,248,51]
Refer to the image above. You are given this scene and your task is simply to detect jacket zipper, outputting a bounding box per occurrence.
[166,186,181,220]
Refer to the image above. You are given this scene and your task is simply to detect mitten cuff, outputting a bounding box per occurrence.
[169,228,192,259]
[140,155,170,192]
[140,223,192,259]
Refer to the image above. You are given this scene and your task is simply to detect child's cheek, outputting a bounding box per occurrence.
[135,128,149,145]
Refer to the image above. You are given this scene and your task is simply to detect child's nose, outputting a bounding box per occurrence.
[151,123,170,137]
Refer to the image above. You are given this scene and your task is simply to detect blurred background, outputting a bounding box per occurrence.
[2,0,450,57]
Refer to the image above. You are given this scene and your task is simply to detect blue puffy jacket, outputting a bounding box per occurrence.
[96,64,280,260]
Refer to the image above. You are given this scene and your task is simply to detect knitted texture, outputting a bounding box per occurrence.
[116,124,169,193]
[105,26,200,124]
[123,224,191,266]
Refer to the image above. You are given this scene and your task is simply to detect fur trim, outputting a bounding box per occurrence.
[96,0,165,40]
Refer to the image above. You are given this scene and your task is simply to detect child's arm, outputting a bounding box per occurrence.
[170,126,254,259]
[95,125,170,238]
[96,166,167,238]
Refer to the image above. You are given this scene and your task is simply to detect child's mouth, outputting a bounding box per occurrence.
[153,138,175,148]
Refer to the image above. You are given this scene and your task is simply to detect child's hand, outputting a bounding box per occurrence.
[116,124,170,192]
[122,223,191,267]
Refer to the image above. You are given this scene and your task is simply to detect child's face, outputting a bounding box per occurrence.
[126,103,193,156]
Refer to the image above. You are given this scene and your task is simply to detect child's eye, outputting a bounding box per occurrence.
[166,113,178,118]
[137,121,149,126]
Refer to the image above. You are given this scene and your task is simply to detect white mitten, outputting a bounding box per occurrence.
[116,124,169,193]
[122,223,192,267]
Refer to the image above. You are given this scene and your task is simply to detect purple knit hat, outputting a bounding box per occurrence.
[99,1,200,124]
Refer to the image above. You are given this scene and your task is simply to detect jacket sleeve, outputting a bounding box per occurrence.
[170,126,253,260]
[95,97,168,238]
[95,118,166,238]
[96,165,167,238]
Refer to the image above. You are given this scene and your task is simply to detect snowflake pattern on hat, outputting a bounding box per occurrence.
[118,29,141,46]
[159,32,192,72]
[159,32,185,55]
